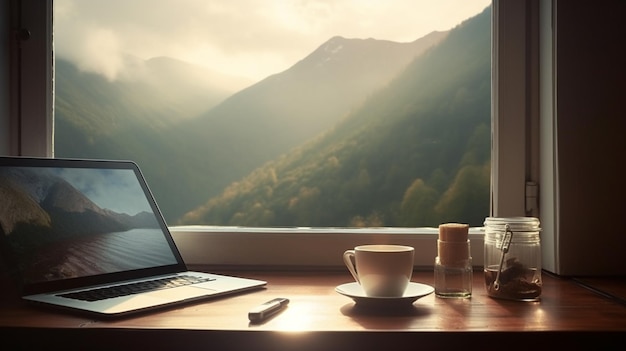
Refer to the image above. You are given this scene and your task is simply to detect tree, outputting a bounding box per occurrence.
[399,179,440,226]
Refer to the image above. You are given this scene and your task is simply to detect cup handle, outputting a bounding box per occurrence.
[343,250,359,284]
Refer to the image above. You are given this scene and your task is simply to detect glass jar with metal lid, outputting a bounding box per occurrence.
[483,217,542,301]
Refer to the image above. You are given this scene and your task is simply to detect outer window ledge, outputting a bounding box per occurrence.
[170,226,485,269]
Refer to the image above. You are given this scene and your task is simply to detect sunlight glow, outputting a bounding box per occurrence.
[270,301,317,332]
[54,0,491,81]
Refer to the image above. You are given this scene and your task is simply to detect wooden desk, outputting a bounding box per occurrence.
[1,270,625,350]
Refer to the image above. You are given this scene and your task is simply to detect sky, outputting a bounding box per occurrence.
[54,0,491,82]
[54,168,153,216]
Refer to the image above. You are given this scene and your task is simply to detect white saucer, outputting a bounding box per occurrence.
[335,282,434,307]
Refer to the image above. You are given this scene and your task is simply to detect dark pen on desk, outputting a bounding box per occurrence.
[248,298,290,323]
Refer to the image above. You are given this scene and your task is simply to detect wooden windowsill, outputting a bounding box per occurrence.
[1,269,625,349]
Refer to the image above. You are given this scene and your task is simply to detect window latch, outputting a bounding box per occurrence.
[525,181,539,214]
[16,28,31,41]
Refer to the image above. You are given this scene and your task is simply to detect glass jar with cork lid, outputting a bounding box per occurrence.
[434,223,472,298]
[483,217,542,301]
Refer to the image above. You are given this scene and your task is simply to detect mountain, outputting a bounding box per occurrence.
[54,56,251,222]
[0,178,51,235]
[180,7,491,227]
[55,56,243,135]
[177,31,449,169]
[54,32,448,222]
[0,169,158,246]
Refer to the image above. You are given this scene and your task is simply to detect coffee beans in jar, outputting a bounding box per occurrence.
[483,217,542,301]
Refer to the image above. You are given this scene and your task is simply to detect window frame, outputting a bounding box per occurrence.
[3,0,54,157]
[7,0,539,269]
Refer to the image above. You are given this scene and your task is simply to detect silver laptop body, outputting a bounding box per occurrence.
[0,157,265,317]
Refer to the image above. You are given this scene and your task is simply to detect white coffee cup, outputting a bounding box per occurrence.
[343,244,414,297]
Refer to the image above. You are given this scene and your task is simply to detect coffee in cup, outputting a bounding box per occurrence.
[343,244,414,297]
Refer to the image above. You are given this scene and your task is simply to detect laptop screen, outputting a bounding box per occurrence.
[0,158,183,293]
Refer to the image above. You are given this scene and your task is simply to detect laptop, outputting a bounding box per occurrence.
[0,156,266,317]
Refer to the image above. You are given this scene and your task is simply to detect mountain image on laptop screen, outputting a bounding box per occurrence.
[0,167,178,285]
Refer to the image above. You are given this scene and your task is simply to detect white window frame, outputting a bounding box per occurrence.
[6,0,539,269]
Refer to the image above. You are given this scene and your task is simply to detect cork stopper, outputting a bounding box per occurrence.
[438,223,470,266]
[439,223,469,242]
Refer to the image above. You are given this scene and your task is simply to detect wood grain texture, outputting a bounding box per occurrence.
[1,270,625,349]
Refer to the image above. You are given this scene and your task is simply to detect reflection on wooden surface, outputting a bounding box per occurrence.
[1,269,625,349]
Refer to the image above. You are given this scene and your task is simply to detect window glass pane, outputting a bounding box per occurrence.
[53,0,492,228]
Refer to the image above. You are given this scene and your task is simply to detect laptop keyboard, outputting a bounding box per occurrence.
[59,275,216,302]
